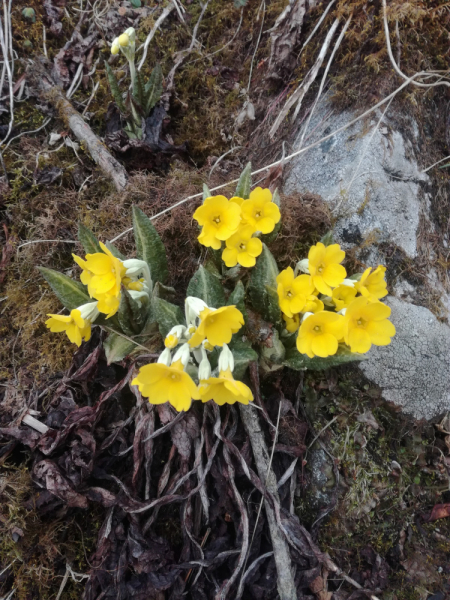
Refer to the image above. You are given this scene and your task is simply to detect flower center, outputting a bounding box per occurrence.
[314,325,321,333]
[286,290,292,298]
[239,243,246,251]
[317,264,325,274]
[213,215,221,224]
[255,211,261,218]
[170,373,180,381]
[357,318,366,327]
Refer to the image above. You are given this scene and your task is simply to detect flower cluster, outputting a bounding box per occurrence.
[132,297,253,412]
[111,27,136,86]
[193,187,280,268]
[278,242,395,358]
[45,242,151,346]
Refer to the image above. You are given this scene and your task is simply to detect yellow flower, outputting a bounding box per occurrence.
[241,187,281,234]
[344,297,395,354]
[132,359,200,412]
[111,39,120,55]
[193,196,242,250]
[276,267,315,318]
[118,33,130,47]
[308,242,347,295]
[222,226,263,268]
[199,368,253,406]
[46,309,91,347]
[73,242,126,298]
[297,311,345,358]
[188,305,244,348]
[355,266,388,302]
[303,295,324,314]
[332,283,357,311]
[283,313,300,333]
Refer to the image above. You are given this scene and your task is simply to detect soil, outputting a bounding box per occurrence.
[1,1,450,599]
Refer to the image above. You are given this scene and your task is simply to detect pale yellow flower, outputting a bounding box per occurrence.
[194,196,242,250]
[344,297,395,354]
[188,306,244,348]
[307,242,347,295]
[199,368,253,406]
[297,311,345,358]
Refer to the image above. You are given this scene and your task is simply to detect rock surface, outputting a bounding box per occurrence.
[284,102,450,420]
[360,297,450,420]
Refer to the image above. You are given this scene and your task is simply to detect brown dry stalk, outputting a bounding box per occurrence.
[26,60,128,191]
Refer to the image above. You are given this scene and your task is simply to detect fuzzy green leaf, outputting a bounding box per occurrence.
[105,61,126,113]
[320,231,334,247]
[260,329,285,364]
[227,280,245,309]
[260,221,281,245]
[104,241,126,260]
[144,64,163,115]
[132,206,169,284]
[234,0,248,6]
[203,183,211,202]
[152,296,184,338]
[247,243,281,325]
[78,223,101,254]
[283,346,367,371]
[229,339,257,380]
[272,188,281,207]
[39,267,90,311]
[132,70,146,112]
[117,289,148,336]
[104,332,137,365]
[187,265,226,308]
[234,161,251,199]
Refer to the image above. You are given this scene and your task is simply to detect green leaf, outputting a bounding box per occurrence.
[104,241,126,260]
[260,221,281,245]
[234,162,251,199]
[229,339,257,380]
[260,329,285,364]
[132,206,169,284]
[105,61,126,113]
[152,296,184,338]
[144,64,163,115]
[117,289,148,336]
[187,265,226,308]
[203,183,211,202]
[320,231,334,246]
[130,0,141,7]
[234,0,248,8]
[104,332,137,365]
[78,223,101,254]
[272,188,281,208]
[152,281,177,303]
[39,267,90,310]
[283,346,367,371]
[348,272,363,281]
[227,280,245,309]
[247,244,281,325]
[132,70,146,112]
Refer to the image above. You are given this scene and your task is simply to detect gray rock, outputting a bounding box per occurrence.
[360,297,450,420]
[285,103,428,257]
[284,102,450,420]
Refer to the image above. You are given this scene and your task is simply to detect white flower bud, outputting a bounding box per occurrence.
[77,301,100,322]
[337,308,347,316]
[127,290,149,306]
[173,343,191,368]
[301,312,314,322]
[124,27,136,43]
[296,259,310,274]
[164,325,187,349]
[123,260,152,290]
[185,296,209,326]
[158,347,172,366]
[341,279,356,287]
[198,356,211,380]
[218,344,234,373]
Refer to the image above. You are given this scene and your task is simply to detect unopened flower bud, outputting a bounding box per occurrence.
[164,325,186,349]
[77,301,100,323]
[157,347,172,366]
[173,343,191,368]
[111,38,120,55]
[342,279,356,287]
[198,356,211,380]
[118,33,130,47]
[296,259,310,274]
[185,296,209,326]
[218,344,234,373]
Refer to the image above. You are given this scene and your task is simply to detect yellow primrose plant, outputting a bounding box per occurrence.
[106,27,163,139]
[40,163,395,414]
